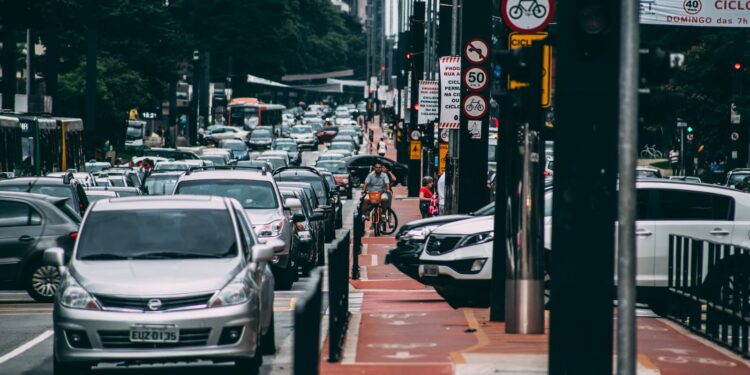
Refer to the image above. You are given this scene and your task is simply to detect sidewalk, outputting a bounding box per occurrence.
[320,120,750,375]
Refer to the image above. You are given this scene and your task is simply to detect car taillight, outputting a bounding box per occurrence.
[69,232,78,239]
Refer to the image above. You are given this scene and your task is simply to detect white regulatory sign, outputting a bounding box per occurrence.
[464,39,489,64]
[462,94,488,119]
[501,0,554,33]
[439,128,450,143]
[410,130,421,141]
[463,66,489,91]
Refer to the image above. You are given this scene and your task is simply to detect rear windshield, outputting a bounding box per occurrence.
[144,175,180,195]
[316,162,347,174]
[175,179,279,209]
[292,126,312,134]
[0,185,77,211]
[76,209,237,260]
[276,174,328,204]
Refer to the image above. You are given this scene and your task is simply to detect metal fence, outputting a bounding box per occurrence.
[294,267,323,375]
[667,235,750,358]
[327,228,351,362]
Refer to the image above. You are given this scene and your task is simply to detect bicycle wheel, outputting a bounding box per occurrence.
[533,4,547,18]
[380,208,399,235]
[653,150,663,159]
[373,207,381,236]
[639,149,650,158]
[509,5,523,19]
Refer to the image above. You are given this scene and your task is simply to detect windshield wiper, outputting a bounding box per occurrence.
[130,251,228,259]
[79,253,131,260]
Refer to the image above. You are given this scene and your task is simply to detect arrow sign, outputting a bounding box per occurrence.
[384,351,425,359]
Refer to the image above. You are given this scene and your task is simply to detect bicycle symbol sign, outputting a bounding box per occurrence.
[462,94,488,119]
[501,0,554,33]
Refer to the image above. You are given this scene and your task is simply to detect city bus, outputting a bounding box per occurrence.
[125,120,146,148]
[227,98,285,136]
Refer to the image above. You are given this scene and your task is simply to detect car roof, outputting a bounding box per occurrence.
[0,177,74,186]
[146,171,186,177]
[86,190,118,196]
[636,179,741,195]
[176,169,275,182]
[0,191,68,203]
[636,166,659,171]
[90,195,229,212]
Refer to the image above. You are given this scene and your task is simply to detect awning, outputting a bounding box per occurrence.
[246,74,290,88]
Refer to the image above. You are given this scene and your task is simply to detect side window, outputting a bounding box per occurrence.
[636,189,654,220]
[234,209,255,259]
[0,201,34,227]
[653,189,734,221]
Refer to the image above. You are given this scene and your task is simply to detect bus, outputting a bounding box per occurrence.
[125,120,146,148]
[226,98,285,136]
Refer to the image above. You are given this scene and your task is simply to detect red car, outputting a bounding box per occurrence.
[315,126,339,143]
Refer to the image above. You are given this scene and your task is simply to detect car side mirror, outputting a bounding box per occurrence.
[311,210,326,221]
[319,204,333,211]
[292,213,306,223]
[43,247,67,274]
[252,244,274,262]
[266,239,286,252]
[284,198,303,211]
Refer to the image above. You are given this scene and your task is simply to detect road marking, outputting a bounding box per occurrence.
[384,351,424,359]
[450,309,490,364]
[370,254,378,266]
[658,318,750,369]
[0,329,53,364]
[342,313,361,364]
[369,343,437,349]
[638,354,659,370]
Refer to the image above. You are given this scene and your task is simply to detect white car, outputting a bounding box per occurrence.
[421,180,750,310]
[205,126,249,144]
[290,125,318,149]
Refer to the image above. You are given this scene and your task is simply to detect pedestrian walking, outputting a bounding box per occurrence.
[669,147,680,176]
[419,177,434,218]
[377,137,387,157]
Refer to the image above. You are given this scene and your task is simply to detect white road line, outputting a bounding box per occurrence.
[370,254,378,266]
[0,329,53,365]
[342,312,362,364]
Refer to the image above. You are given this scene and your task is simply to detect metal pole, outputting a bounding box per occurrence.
[617,0,639,373]
[26,29,32,110]
[680,127,684,176]
[450,0,458,55]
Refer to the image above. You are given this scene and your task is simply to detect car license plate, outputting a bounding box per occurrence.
[424,264,439,277]
[129,325,179,343]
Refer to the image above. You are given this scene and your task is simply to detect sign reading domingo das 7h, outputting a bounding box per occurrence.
[640,0,750,27]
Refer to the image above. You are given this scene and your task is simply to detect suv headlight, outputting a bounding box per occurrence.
[209,271,253,307]
[401,225,439,241]
[254,219,285,237]
[458,231,494,248]
[59,276,100,310]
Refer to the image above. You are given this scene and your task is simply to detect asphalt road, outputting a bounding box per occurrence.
[0,147,357,375]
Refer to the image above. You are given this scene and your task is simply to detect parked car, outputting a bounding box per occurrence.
[172,169,302,289]
[247,127,274,150]
[48,195,280,374]
[219,139,251,160]
[273,167,336,242]
[290,125,318,150]
[315,160,352,199]
[0,192,79,302]
[726,168,750,188]
[346,155,408,187]
[0,175,90,216]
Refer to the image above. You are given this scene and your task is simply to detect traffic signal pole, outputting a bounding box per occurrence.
[407,1,425,197]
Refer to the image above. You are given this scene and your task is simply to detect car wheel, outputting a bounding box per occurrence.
[261,314,276,355]
[234,333,262,375]
[26,261,62,303]
[54,355,90,375]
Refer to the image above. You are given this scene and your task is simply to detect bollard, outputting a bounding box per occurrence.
[352,203,363,280]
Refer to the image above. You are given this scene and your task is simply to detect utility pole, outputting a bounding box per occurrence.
[549,0,621,373]
[1,27,17,110]
[407,1,425,197]
[25,29,32,111]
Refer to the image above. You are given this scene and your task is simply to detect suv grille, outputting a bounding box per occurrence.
[425,235,464,255]
[95,294,213,312]
[98,328,211,349]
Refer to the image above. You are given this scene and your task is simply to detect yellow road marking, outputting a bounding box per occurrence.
[638,354,658,369]
[449,308,490,364]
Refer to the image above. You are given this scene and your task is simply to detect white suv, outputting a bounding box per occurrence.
[421,180,750,309]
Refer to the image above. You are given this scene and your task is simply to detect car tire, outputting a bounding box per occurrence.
[261,314,276,355]
[53,355,90,375]
[234,333,262,375]
[346,189,353,200]
[275,265,295,291]
[25,261,62,303]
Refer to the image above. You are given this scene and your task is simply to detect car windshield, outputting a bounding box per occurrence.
[274,143,298,152]
[0,184,77,211]
[107,177,126,187]
[222,142,247,151]
[175,179,279,209]
[728,173,750,186]
[276,174,328,204]
[251,130,272,139]
[316,161,347,174]
[144,174,180,195]
[201,155,227,166]
[258,158,285,170]
[329,143,351,150]
[76,209,238,260]
[292,126,312,134]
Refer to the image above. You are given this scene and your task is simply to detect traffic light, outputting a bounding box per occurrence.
[687,126,693,133]
[734,62,743,71]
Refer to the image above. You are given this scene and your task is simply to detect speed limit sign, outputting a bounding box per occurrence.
[463,66,489,92]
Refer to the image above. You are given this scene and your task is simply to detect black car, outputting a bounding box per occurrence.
[279,188,326,274]
[277,182,326,264]
[347,155,408,187]
[386,202,495,282]
[0,192,80,301]
[274,168,335,242]
[0,175,90,216]
[317,170,344,229]
[248,127,274,150]
[272,141,302,166]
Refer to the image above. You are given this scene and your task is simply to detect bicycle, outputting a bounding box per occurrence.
[639,144,663,159]
[509,0,547,20]
[363,192,398,236]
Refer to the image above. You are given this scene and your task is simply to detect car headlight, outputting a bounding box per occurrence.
[59,276,100,310]
[209,271,253,307]
[401,225,439,241]
[254,219,285,237]
[458,231,494,247]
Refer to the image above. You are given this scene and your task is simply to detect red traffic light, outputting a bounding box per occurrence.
[734,62,743,71]
[405,53,411,60]
[413,103,420,111]
[380,66,385,71]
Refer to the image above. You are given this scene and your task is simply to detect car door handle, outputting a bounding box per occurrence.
[18,235,34,242]
[710,229,730,236]
[635,229,653,237]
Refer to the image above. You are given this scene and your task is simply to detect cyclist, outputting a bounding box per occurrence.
[361,162,390,220]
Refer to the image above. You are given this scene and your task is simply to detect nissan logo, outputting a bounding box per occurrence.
[147,299,163,311]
